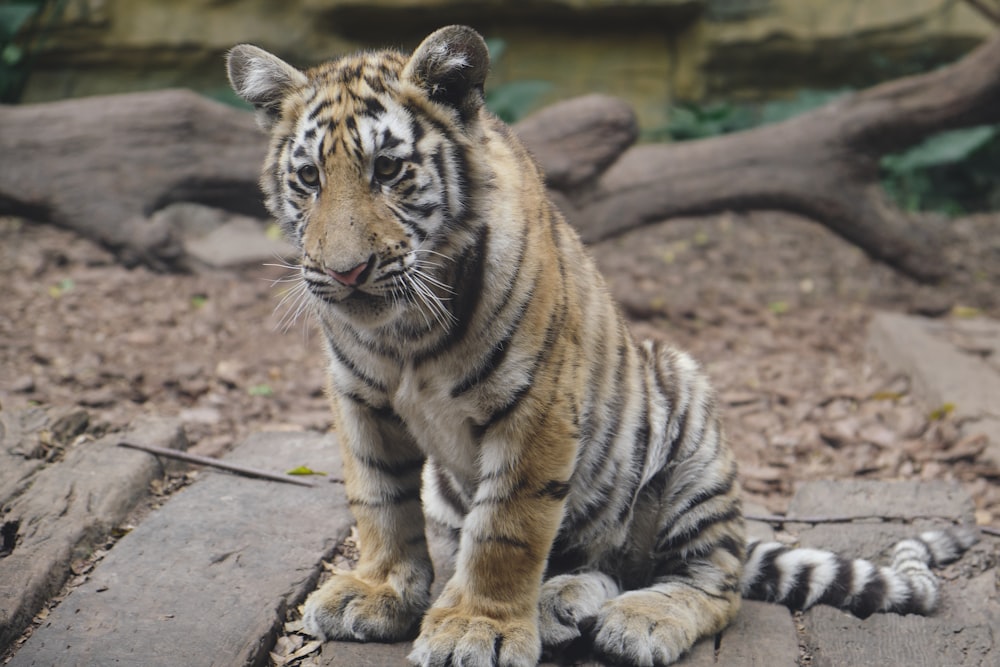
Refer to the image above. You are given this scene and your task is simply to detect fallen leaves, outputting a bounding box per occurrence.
[270,634,322,666]
[268,527,360,666]
[286,465,326,477]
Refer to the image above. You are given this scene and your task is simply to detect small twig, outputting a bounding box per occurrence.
[118,441,314,488]
[746,512,966,525]
[962,0,1000,25]
[746,512,1000,538]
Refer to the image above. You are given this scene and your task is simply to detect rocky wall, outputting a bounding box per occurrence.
[18,0,995,130]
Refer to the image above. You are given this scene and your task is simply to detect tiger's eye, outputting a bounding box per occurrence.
[373,155,403,182]
[297,164,320,187]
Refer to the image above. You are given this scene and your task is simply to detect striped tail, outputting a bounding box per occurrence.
[740,527,978,618]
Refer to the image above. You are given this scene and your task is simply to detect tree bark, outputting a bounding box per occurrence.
[0,90,267,270]
[1,33,999,280]
[559,32,1000,283]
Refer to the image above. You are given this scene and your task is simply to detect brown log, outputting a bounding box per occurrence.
[0,89,267,270]
[563,32,1000,283]
[2,34,999,281]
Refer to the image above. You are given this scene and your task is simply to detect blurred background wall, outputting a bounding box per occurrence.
[8,0,995,131]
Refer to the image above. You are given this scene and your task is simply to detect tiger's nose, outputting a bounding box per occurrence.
[326,257,372,287]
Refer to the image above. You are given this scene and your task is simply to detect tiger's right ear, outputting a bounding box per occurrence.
[226,44,308,130]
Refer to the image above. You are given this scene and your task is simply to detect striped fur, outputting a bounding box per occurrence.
[228,26,976,667]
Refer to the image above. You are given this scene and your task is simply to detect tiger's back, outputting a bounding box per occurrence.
[228,26,974,667]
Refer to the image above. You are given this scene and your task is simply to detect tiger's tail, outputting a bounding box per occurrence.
[740,526,978,617]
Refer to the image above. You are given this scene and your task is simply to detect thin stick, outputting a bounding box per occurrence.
[745,512,999,538]
[746,512,969,525]
[962,0,1000,25]
[118,441,315,488]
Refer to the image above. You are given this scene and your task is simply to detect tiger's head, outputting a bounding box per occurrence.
[227,26,491,328]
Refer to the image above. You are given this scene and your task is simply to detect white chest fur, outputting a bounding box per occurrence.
[392,362,480,487]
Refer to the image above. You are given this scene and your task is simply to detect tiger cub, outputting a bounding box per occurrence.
[227,26,975,667]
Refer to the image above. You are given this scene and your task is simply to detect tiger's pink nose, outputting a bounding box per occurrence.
[326,260,370,287]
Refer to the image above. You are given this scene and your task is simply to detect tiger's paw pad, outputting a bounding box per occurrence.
[539,572,619,650]
[408,608,540,667]
[302,573,424,642]
[592,594,691,667]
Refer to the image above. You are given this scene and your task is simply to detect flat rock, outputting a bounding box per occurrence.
[0,416,185,652]
[790,479,998,667]
[868,311,1000,467]
[788,478,975,523]
[9,431,350,667]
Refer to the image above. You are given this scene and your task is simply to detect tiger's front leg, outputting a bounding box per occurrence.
[302,397,432,642]
[409,421,575,667]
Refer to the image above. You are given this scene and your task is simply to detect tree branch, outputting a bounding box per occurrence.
[118,440,317,487]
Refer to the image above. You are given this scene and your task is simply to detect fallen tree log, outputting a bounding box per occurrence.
[551,31,1000,283]
[0,90,268,270]
[1,32,999,280]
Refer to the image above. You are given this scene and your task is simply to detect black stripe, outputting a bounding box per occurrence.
[664,465,738,525]
[783,563,815,610]
[433,465,468,517]
[474,534,532,553]
[325,335,388,393]
[545,536,588,577]
[538,479,571,501]
[347,486,421,509]
[471,475,530,507]
[449,236,532,387]
[380,127,403,151]
[817,555,853,609]
[361,95,386,117]
[353,451,424,477]
[286,179,309,197]
[450,321,515,397]
[400,201,439,218]
[471,383,531,442]
[656,503,742,554]
[413,224,489,365]
[471,299,564,439]
[744,545,786,601]
[388,205,429,242]
[308,98,333,121]
[852,569,888,618]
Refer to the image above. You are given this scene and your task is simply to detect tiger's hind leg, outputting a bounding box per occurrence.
[592,561,742,667]
[591,425,746,666]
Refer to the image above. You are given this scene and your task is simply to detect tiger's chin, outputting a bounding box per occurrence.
[313,288,401,328]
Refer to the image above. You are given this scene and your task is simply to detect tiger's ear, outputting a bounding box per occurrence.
[403,25,490,122]
[226,44,308,130]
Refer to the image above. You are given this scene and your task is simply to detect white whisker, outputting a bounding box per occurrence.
[272,277,313,335]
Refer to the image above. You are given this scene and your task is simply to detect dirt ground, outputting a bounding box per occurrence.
[1,210,998,524]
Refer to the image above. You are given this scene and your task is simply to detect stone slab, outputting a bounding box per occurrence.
[314,507,794,667]
[788,478,976,524]
[789,480,998,667]
[802,607,994,667]
[868,311,1000,466]
[0,416,185,652]
[0,407,94,508]
[9,431,350,667]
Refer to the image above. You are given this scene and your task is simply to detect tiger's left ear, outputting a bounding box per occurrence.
[403,25,490,122]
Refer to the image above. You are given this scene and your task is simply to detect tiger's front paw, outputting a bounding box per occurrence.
[539,572,619,650]
[408,606,540,667]
[302,572,427,642]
